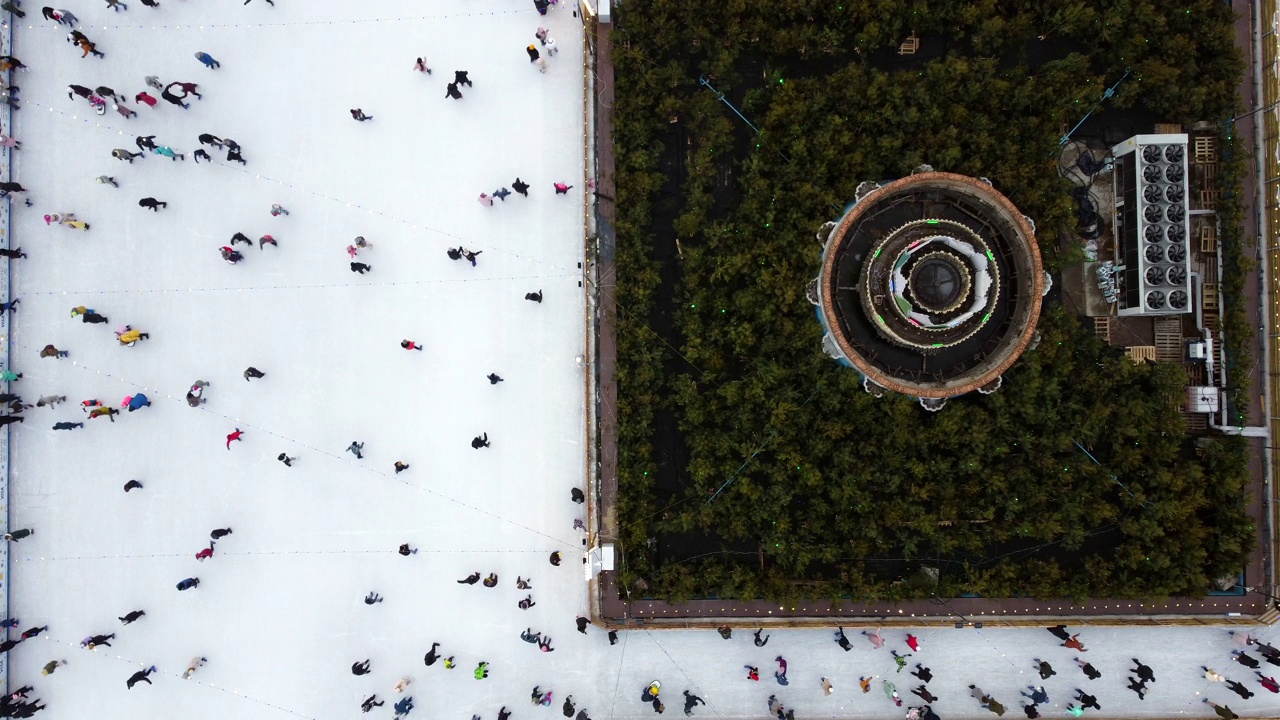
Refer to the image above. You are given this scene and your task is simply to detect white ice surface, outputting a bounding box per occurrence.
[3,2,1280,720]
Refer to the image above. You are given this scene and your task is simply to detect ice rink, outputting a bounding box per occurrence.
[5,1,591,718]
[2,2,1280,720]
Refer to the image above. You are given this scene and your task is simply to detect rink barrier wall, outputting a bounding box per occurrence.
[597,616,1272,630]
[580,0,603,622]
[0,5,12,697]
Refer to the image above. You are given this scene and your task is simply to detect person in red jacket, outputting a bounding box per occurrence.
[195,542,214,561]
[134,92,157,108]
[400,340,424,351]
[1257,672,1280,694]
[226,428,243,449]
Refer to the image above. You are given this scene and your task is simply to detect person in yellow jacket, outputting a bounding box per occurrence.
[117,328,149,345]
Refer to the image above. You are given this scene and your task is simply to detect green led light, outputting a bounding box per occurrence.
[873,248,881,259]
[982,313,991,323]
[926,220,939,225]
[876,315,885,324]
[986,250,995,261]
[932,343,944,347]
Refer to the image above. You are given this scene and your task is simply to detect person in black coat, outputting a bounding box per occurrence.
[138,197,166,211]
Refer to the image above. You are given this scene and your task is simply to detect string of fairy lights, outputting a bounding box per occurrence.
[26,97,581,280]
[0,336,581,549]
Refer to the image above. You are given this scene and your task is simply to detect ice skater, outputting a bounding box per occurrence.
[554,182,573,194]
[351,262,372,274]
[834,627,852,650]
[176,577,199,591]
[365,592,383,605]
[445,82,462,100]
[401,340,424,351]
[454,70,471,86]
[126,666,157,689]
[271,203,289,216]
[483,572,498,587]
[513,178,530,196]
[774,656,788,685]
[424,643,441,665]
[226,428,244,449]
[138,197,167,211]
[394,461,409,473]
[525,290,543,303]
[488,373,504,384]
[153,145,184,161]
[458,572,481,585]
[1130,659,1154,683]
[350,108,373,121]
[81,633,113,648]
[413,57,431,74]
[183,657,207,680]
[119,610,145,624]
[352,659,372,676]
[211,528,232,540]
[399,543,418,556]
[4,529,32,542]
[471,432,490,449]
[863,628,885,648]
[194,51,219,69]
[348,441,364,459]
[244,366,265,381]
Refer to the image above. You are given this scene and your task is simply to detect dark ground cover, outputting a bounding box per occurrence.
[611,0,1253,603]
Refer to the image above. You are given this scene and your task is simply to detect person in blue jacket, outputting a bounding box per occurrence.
[127,393,150,412]
[394,696,413,717]
[176,577,199,591]
[194,52,219,69]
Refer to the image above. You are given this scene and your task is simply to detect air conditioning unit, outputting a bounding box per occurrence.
[1111,134,1192,316]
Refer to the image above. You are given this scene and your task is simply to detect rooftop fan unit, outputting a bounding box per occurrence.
[1111,133,1191,316]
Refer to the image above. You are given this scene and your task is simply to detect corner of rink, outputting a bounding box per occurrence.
[0,2,592,718]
